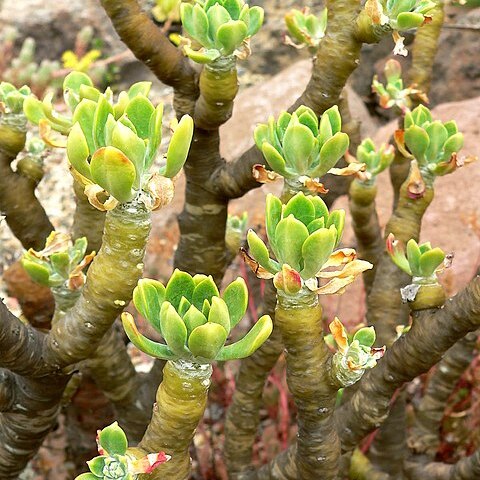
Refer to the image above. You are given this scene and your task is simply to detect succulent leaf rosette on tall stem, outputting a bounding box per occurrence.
[120,272,272,479]
[180,0,264,64]
[395,104,474,198]
[23,71,194,211]
[253,105,360,195]
[284,7,328,51]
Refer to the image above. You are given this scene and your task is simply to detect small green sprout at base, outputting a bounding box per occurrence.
[76,422,170,480]
[122,271,273,363]
[225,211,248,254]
[328,318,385,387]
[21,231,95,291]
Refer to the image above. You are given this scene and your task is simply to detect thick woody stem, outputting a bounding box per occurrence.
[0,120,53,250]
[174,129,228,283]
[405,450,480,480]
[224,281,280,478]
[408,0,445,98]
[348,180,383,295]
[44,199,151,368]
[136,360,212,480]
[86,325,150,442]
[336,276,480,452]
[263,291,341,480]
[409,332,478,456]
[99,0,197,115]
[194,58,239,131]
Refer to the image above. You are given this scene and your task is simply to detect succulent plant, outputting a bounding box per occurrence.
[179,0,264,63]
[347,138,395,184]
[328,318,385,386]
[253,105,350,186]
[21,232,95,290]
[15,137,46,185]
[372,59,428,111]
[364,0,436,55]
[121,271,273,363]
[0,82,31,116]
[284,7,327,50]
[396,104,467,180]
[24,72,194,208]
[76,422,169,480]
[245,192,372,295]
[386,233,447,284]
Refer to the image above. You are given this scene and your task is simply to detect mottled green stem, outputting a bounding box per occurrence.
[349,180,383,295]
[224,281,280,479]
[174,129,228,283]
[194,57,238,130]
[405,450,480,480]
[136,360,212,480]
[367,391,407,479]
[366,178,434,347]
[44,199,151,368]
[408,0,445,98]
[266,290,341,480]
[0,118,53,250]
[86,325,149,442]
[72,180,105,253]
[409,332,478,456]
[336,277,480,453]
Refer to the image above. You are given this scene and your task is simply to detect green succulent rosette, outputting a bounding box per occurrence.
[328,318,385,386]
[21,231,95,291]
[76,422,170,480]
[386,233,447,284]
[180,0,264,63]
[122,271,273,363]
[372,59,428,112]
[253,105,351,189]
[284,7,327,50]
[245,192,372,296]
[396,104,470,182]
[0,82,31,117]
[364,0,436,55]
[347,138,395,184]
[225,211,248,254]
[23,72,194,208]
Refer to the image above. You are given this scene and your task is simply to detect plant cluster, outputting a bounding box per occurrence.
[1,0,479,479]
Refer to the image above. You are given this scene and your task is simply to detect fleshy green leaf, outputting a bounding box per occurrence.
[86,456,106,477]
[315,132,349,176]
[125,95,155,140]
[275,215,309,271]
[90,146,136,202]
[164,115,194,177]
[261,143,289,177]
[165,269,196,309]
[419,248,445,277]
[133,278,166,326]
[282,123,315,174]
[353,326,376,347]
[98,422,128,456]
[301,227,336,279]
[217,20,248,56]
[21,259,50,286]
[183,305,207,335]
[265,194,282,254]
[160,303,188,355]
[67,122,91,179]
[188,322,228,359]
[122,312,175,360]
[216,315,273,360]
[192,277,220,310]
[208,296,231,333]
[283,192,315,227]
[221,277,248,328]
